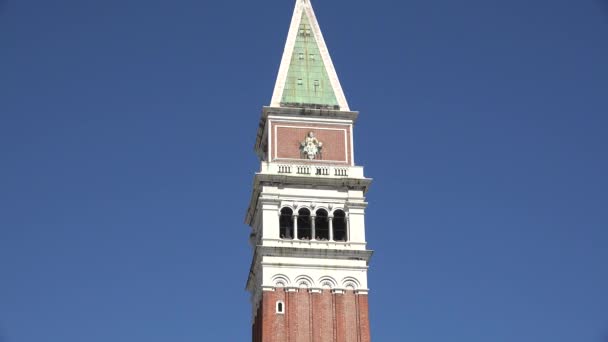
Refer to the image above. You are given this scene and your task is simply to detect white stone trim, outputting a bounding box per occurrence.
[271,274,291,288]
[270,0,303,108]
[270,0,350,111]
[268,114,354,125]
[319,276,338,289]
[267,118,273,161]
[295,275,314,288]
[341,277,361,290]
[349,124,355,166]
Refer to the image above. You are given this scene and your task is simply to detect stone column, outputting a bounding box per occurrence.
[293,215,298,240]
[345,214,350,242]
[311,215,316,241]
[328,216,334,241]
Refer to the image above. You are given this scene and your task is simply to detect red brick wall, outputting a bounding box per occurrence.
[357,295,371,342]
[269,121,352,165]
[253,289,370,342]
[312,290,334,341]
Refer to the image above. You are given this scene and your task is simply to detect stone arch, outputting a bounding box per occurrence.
[279,204,295,211]
[341,277,360,290]
[318,276,338,289]
[272,274,291,288]
[330,207,345,216]
[296,204,313,212]
[314,205,330,215]
[294,275,315,289]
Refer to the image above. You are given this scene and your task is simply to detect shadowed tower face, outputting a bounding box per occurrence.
[245,0,373,341]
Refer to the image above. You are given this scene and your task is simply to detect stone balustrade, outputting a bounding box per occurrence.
[261,162,365,179]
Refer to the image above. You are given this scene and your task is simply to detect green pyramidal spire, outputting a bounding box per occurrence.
[270,0,350,111]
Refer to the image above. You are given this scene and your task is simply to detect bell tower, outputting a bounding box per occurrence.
[245,1,373,341]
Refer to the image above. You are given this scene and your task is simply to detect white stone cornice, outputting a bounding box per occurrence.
[256,246,373,262]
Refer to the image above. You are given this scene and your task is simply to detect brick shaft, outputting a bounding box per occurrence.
[253,289,370,342]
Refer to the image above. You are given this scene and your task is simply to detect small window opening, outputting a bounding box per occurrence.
[299,25,312,37]
[276,301,285,314]
[315,209,330,241]
[297,78,303,86]
[333,210,347,242]
[298,52,304,60]
[280,208,294,239]
[313,80,320,93]
[297,208,312,240]
[309,54,315,61]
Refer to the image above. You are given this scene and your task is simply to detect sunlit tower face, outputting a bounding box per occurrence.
[244,1,374,341]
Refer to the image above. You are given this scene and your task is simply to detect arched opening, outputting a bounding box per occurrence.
[279,208,294,239]
[297,208,312,240]
[276,301,285,314]
[333,210,347,242]
[315,209,330,241]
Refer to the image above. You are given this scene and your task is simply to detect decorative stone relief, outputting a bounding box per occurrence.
[341,277,361,290]
[295,275,315,289]
[344,281,357,290]
[265,274,364,291]
[319,276,338,289]
[272,274,290,288]
[300,131,323,160]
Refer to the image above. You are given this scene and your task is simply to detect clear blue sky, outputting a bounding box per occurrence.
[1,0,607,341]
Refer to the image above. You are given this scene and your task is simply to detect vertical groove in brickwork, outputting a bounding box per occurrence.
[286,290,290,342]
[332,291,337,342]
[311,292,318,342]
[309,291,314,342]
[355,294,361,342]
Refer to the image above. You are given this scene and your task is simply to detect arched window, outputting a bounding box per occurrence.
[315,209,330,241]
[297,208,312,240]
[279,208,294,239]
[276,301,285,314]
[333,210,347,242]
